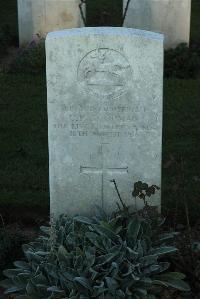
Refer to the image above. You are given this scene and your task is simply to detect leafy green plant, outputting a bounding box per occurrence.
[0,225,30,276]
[0,197,190,298]
[9,40,45,74]
[132,181,160,207]
[171,230,200,299]
[162,157,200,297]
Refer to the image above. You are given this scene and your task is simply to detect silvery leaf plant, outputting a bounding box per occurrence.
[0,182,190,299]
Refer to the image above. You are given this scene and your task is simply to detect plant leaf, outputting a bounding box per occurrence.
[150,246,177,256]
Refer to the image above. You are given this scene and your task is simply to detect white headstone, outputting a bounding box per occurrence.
[124,0,191,48]
[46,27,164,217]
[17,0,85,45]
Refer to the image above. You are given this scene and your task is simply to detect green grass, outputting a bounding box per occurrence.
[0,74,49,223]
[0,0,200,224]
[162,79,200,222]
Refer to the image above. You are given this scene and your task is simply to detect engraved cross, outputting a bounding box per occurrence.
[80,143,128,201]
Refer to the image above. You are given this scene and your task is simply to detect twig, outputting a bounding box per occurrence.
[79,0,86,26]
[110,179,127,210]
[116,202,122,212]
[122,0,132,26]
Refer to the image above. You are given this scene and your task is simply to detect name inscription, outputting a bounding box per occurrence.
[53,103,159,138]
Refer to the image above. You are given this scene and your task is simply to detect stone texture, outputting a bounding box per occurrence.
[46,27,164,218]
[124,0,191,48]
[17,0,85,45]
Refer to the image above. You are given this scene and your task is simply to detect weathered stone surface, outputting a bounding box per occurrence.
[46,27,164,217]
[17,0,85,45]
[124,0,191,48]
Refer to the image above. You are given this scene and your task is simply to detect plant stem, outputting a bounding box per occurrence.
[122,0,132,26]
[79,0,86,26]
[110,179,127,210]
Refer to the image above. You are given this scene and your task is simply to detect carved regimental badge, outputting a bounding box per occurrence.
[78,48,132,99]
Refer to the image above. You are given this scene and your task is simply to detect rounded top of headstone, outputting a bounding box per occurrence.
[46,27,164,42]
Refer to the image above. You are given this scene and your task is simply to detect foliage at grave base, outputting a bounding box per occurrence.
[164,42,200,79]
[0,225,30,276]
[8,40,46,74]
[5,38,200,79]
[0,205,190,298]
